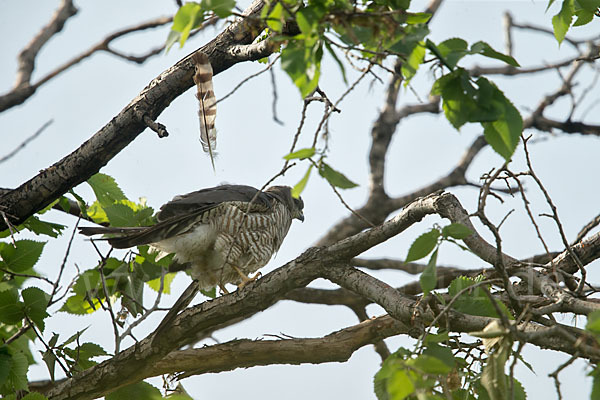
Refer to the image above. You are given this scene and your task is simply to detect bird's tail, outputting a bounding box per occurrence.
[78,226,146,236]
[151,279,200,343]
[78,226,149,249]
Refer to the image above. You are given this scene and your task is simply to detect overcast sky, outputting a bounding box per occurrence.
[2,0,600,398]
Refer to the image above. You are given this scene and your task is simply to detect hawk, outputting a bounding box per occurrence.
[79,184,304,331]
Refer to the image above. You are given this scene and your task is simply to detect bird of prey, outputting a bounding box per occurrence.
[79,184,304,333]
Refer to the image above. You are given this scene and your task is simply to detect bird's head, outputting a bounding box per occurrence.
[266,186,305,222]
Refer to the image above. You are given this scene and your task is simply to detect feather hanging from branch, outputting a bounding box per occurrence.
[192,52,217,170]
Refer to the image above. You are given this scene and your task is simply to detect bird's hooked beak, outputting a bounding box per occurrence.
[296,212,305,222]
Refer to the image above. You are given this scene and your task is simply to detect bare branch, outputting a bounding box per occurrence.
[173,315,405,379]
[14,0,77,88]
[0,16,174,113]
[575,213,600,243]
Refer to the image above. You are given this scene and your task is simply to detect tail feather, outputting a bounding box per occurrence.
[152,279,200,342]
[78,225,155,249]
[192,51,217,170]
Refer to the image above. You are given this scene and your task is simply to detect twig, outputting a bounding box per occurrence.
[0,267,53,285]
[49,217,81,306]
[135,108,169,138]
[14,0,77,88]
[216,55,280,105]
[91,243,121,352]
[522,137,586,294]
[309,159,375,228]
[575,213,600,243]
[119,270,167,343]
[269,64,283,125]
[0,120,53,164]
[548,353,579,400]
[0,211,18,246]
[25,315,71,377]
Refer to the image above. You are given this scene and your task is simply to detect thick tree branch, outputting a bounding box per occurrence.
[528,116,600,136]
[33,315,406,394]
[168,315,406,379]
[0,0,270,233]
[324,265,600,361]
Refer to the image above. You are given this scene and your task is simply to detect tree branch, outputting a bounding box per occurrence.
[0,16,178,112]
[14,0,77,89]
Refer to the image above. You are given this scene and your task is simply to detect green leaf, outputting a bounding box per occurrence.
[387,370,415,400]
[573,8,595,25]
[114,264,145,317]
[448,276,513,319]
[106,381,163,400]
[422,343,455,368]
[77,342,108,358]
[292,165,313,199]
[441,223,472,239]
[586,310,600,335]
[73,269,101,297]
[405,12,432,24]
[388,24,430,57]
[21,287,50,331]
[401,41,426,83]
[283,147,315,160]
[200,287,217,298]
[42,349,57,382]
[420,249,438,296]
[405,229,440,262]
[267,2,285,32]
[146,272,175,295]
[165,30,181,53]
[87,173,127,208]
[436,38,469,70]
[576,0,600,12]
[202,0,235,18]
[21,393,48,400]
[470,41,520,67]
[21,216,66,238]
[480,334,513,400]
[281,37,322,98]
[6,350,28,392]
[296,5,325,35]
[61,327,89,347]
[431,68,477,129]
[86,201,109,224]
[172,2,203,48]
[0,289,24,324]
[0,349,11,387]
[409,354,452,374]
[318,162,358,189]
[103,203,137,227]
[374,350,410,400]
[0,240,46,272]
[591,367,600,400]
[552,0,574,44]
[69,189,89,219]
[63,342,108,370]
[59,294,100,315]
[481,91,522,161]
[324,41,347,84]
